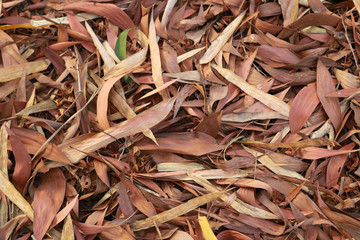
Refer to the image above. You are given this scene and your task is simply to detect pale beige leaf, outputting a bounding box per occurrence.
[165,71,201,82]
[139,79,177,100]
[15,99,57,116]
[97,31,149,129]
[0,170,34,221]
[60,97,176,163]
[157,162,205,172]
[334,68,360,89]
[149,10,168,99]
[199,11,246,64]
[222,112,288,122]
[61,214,74,240]
[177,47,205,63]
[161,0,178,27]
[354,0,360,16]
[279,0,299,26]
[243,146,306,181]
[187,172,278,219]
[130,192,223,231]
[0,60,50,83]
[85,22,114,74]
[212,64,290,117]
[0,122,10,227]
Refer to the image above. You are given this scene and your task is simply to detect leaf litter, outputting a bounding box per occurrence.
[1,0,360,239]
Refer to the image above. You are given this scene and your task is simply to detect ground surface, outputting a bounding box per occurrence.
[1,0,360,239]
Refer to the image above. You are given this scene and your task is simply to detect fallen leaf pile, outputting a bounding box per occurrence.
[1,0,360,239]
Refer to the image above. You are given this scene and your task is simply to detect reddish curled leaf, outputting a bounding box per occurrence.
[290,83,320,133]
[278,13,340,38]
[64,2,135,31]
[66,12,96,52]
[259,63,316,86]
[316,59,341,132]
[8,128,72,165]
[6,127,31,193]
[326,143,356,188]
[33,168,66,240]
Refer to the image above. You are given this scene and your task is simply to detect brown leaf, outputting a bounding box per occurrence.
[326,143,355,188]
[8,128,72,165]
[316,59,341,132]
[136,132,224,156]
[6,127,31,193]
[289,83,320,133]
[33,168,66,240]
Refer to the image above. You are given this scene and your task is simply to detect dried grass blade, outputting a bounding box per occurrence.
[0,60,50,83]
[212,64,290,117]
[130,192,223,231]
[200,11,246,64]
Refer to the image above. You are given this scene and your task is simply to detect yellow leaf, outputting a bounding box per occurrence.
[198,216,217,240]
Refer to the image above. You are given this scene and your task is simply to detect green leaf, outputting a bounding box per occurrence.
[115,28,131,60]
[115,29,133,86]
[123,75,132,85]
